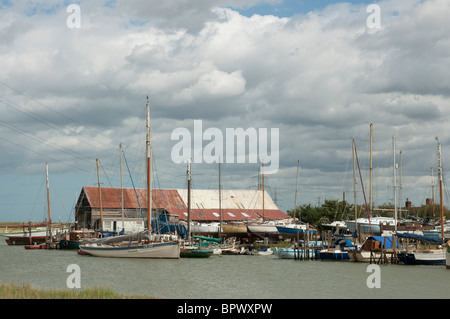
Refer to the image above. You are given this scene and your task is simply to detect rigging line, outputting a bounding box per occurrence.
[0,97,118,159]
[0,82,147,158]
[29,173,46,222]
[354,141,373,235]
[99,158,123,208]
[122,150,145,222]
[0,134,92,174]
[0,80,121,146]
[0,118,93,162]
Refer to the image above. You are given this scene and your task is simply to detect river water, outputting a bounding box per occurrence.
[1,242,449,299]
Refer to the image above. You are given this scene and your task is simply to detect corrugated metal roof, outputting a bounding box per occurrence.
[176,189,279,210]
[81,187,287,221]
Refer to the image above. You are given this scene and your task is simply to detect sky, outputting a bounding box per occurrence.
[1,0,449,223]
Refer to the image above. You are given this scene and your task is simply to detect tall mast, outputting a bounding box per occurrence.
[146,98,152,231]
[219,158,222,237]
[96,158,103,231]
[399,150,403,218]
[393,136,397,232]
[262,160,265,222]
[431,167,435,226]
[120,143,124,232]
[437,137,445,240]
[369,124,373,217]
[352,140,358,234]
[45,163,52,241]
[187,159,191,242]
[295,160,300,221]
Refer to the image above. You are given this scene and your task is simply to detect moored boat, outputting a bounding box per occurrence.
[318,238,358,260]
[397,249,445,265]
[59,229,97,250]
[276,224,316,238]
[80,241,180,258]
[348,236,402,262]
[79,99,180,259]
[180,245,214,258]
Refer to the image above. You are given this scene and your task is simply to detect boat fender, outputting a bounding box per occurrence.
[63,241,69,247]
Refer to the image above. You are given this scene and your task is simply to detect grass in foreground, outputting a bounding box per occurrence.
[0,282,154,299]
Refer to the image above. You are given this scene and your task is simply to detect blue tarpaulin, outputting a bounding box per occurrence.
[367,236,402,249]
[396,232,443,244]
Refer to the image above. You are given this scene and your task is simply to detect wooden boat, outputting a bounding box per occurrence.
[79,98,179,259]
[348,236,402,262]
[59,229,97,250]
[80,242,180,258]
[79,231,180,258]
[180,245,214,258]
[397,141,446,266]
[221,222,247,234]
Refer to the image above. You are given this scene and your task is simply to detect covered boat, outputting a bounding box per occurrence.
[396,233,445,265]
[348,236,402,262]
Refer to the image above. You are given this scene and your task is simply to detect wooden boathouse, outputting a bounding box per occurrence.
[74,186,289,233]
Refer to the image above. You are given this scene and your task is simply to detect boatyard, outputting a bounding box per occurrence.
[2,0,450,308]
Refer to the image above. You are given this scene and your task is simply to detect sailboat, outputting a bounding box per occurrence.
[79,98,180,259]
[24,163,70,249]
[180,160,214,258]
[398,138,445,265]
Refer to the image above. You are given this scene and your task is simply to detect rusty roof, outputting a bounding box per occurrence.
[81,186,287,221]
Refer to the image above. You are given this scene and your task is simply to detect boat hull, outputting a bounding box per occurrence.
[397,250,445,265]
[274,247,316,259]
[5,236,47,245]
[180,248,213,258]
[447,245,450,269]
[318,250,350,260]
[59,240,80,250]
[221,223,247,234]
[247,224,278,234]
[79,242,180,259]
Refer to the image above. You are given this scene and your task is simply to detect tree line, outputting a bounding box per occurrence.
[287,199,449,230]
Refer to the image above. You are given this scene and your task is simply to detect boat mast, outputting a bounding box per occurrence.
[393,136,397,233]
[96,158,103,231]
[219,158,222,238]
[120,143,124,232]
[45,163,52,241]
[369,124,373,217]
[295,160,300,221]
[437,137,445,240]
[146,98,152,232]
[262,160,265,222]
[352,140,358,236]
[399,150,403,219]
[431,167,435,226]
[187,159,191,242]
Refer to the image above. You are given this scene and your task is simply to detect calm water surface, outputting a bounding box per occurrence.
[1,242,449,299]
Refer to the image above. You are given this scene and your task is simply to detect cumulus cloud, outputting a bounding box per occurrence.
[0,0,449,221]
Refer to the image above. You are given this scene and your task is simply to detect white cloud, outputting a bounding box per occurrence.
[0,0,449,221]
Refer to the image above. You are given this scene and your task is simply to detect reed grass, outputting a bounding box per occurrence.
[0,282,153,299]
